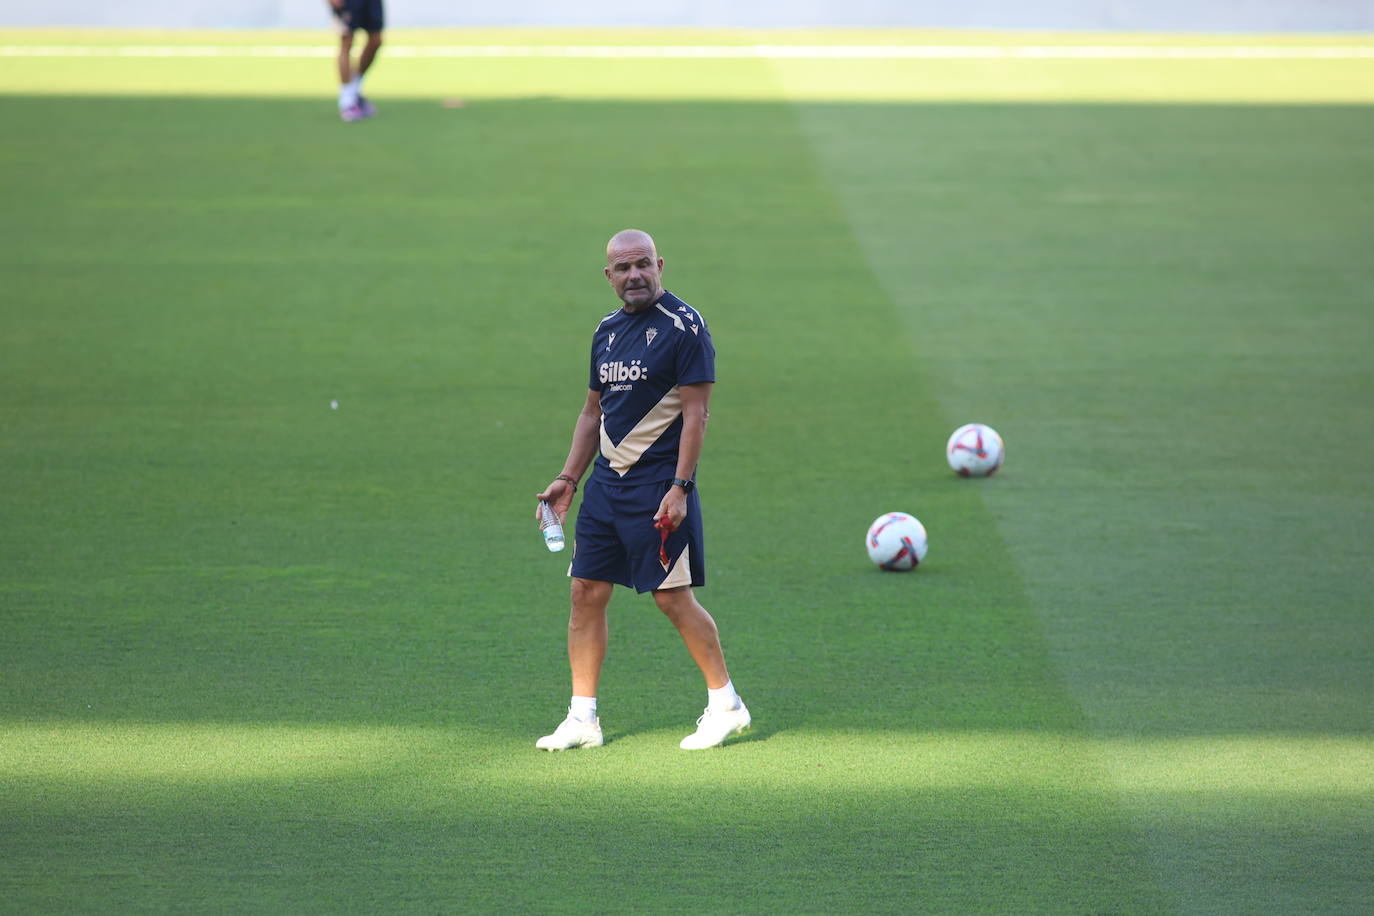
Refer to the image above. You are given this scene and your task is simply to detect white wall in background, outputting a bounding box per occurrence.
[4,0,1372,31]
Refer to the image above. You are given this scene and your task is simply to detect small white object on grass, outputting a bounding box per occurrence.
[330,400,339,410]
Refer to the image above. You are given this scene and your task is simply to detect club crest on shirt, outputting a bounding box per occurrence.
[606,332,616,350]
[645,328,657,346]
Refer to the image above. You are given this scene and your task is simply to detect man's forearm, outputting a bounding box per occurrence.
[675,407,707,481]
[562,409,601,480]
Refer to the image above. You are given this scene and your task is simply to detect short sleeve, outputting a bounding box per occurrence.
[675,320,715,386]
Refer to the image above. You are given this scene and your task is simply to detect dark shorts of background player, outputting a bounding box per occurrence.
[333,0,384,33]
[571,478,706,594]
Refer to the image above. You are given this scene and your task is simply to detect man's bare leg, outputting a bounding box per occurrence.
[653,586,728,688]
[535,577,612,750]
[569,577,612,697]
[336,30,365,119]
[357,31,383,78]
[655,586,749,749]
[337,30,353,87]
[354,31,382,115]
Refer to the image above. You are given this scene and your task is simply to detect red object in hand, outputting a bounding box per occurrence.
[655,515,676,566]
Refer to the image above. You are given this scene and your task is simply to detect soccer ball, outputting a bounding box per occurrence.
[946,423,1004,477]
[865,512,928,571]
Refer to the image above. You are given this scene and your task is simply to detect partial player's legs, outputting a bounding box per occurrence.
[536,577,612,751]
[358,31,383,79]
[333,0,382,121]
[331,28,354,120]
[654,587,750,749]
[336,28,365,121]
[354,30,383,117]
[335,28,353,87]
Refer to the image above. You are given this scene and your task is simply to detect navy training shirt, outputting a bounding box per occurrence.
[587,290,715,487]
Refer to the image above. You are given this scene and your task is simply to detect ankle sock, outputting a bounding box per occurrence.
[707,680,740,712]
[570,695,597,723]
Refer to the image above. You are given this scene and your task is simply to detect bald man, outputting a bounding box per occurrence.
[534,230,750,751]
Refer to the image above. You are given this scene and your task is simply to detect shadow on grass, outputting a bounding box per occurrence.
[5,92,1373,913]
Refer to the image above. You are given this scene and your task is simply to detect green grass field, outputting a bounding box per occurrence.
[2,28,1372,914]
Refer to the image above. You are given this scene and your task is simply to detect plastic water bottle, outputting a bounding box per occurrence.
[539,500,566,552]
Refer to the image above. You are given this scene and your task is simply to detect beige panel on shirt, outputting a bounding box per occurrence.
[599,385,683,476]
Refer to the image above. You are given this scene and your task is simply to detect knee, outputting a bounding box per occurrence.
[570,577,610,619]
[653,587,698,623]
[367,32,383,50]
[570,577,597,605]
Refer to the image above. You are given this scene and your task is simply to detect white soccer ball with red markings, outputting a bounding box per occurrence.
[946,423,1004,477]
[865,512,928,572]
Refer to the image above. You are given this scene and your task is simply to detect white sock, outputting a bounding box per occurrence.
[338,83,358,108]
[707,680,740,712]
[349,75,364,97]
[570,695,597,723]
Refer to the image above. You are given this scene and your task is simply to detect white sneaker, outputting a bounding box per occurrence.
[679,701,751,749]
[535,710,603,751]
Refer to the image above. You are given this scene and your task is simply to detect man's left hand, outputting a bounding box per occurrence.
[655,486,687,530]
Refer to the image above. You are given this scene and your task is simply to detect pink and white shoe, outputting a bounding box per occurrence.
[339,104,365,122]
[357,97,377,118]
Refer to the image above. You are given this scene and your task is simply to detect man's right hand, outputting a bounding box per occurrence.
[535,478,576,526]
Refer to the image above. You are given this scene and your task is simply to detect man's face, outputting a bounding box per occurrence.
[605,240,664,311]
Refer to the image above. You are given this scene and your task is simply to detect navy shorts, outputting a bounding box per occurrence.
[571,478,706,593]
[334,0,384,33]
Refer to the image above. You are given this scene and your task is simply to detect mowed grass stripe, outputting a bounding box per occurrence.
[0,91,1167,913]
[6,723,1372,795]
[796,100,1374,913]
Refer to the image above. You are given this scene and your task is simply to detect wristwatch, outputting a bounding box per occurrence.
[671,477,695,492]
